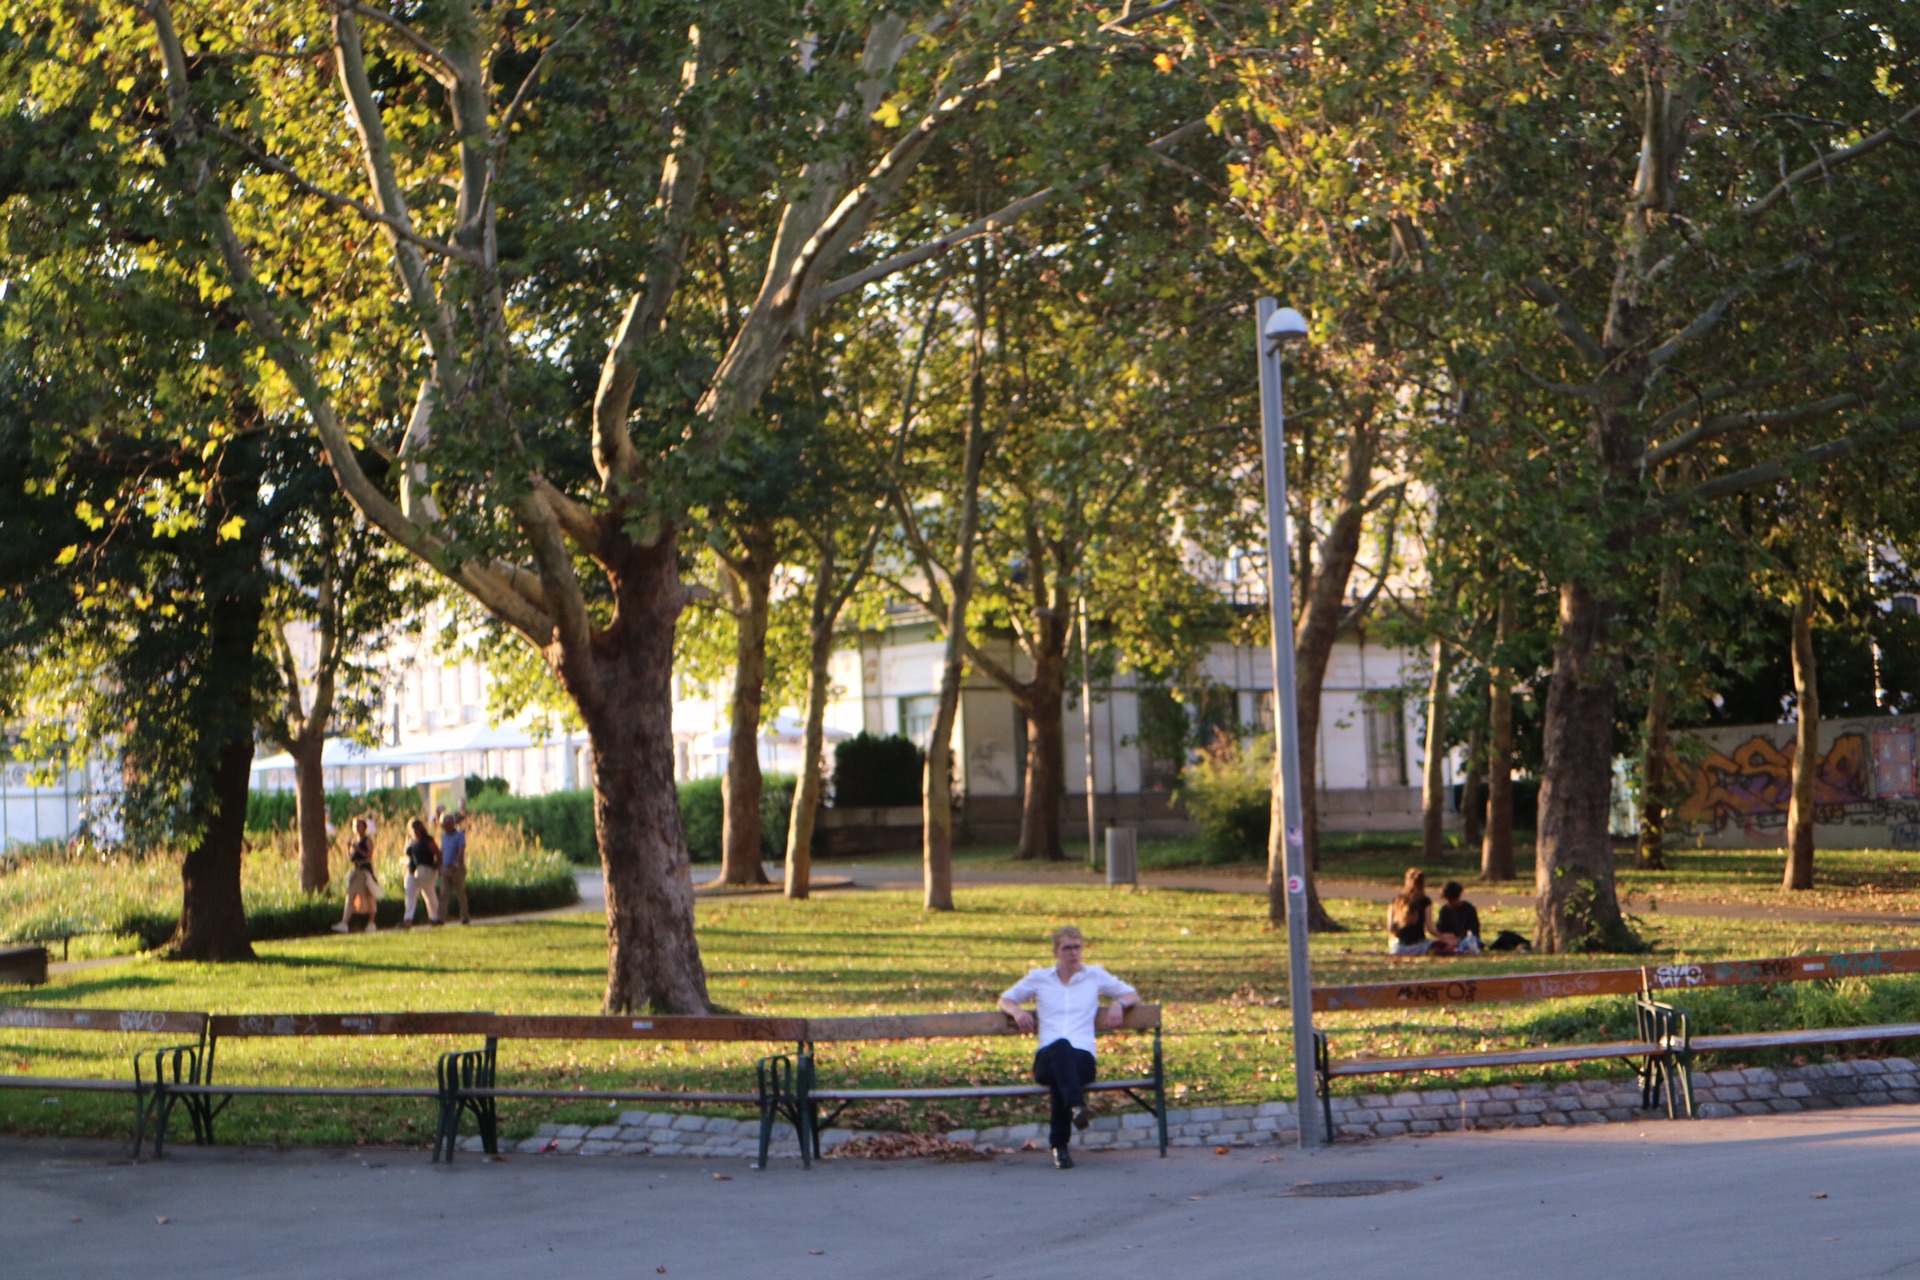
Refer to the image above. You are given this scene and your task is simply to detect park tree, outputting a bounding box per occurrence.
[102,0,1204,1002]
[259,502,425,892]
[1214,0,1920,949]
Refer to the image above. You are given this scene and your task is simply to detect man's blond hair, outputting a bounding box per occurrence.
[1051,925,1085,950]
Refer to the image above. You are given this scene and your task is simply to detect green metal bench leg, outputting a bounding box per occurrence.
[1314,1031,1333,1140]
[1153,1027,1168,1156]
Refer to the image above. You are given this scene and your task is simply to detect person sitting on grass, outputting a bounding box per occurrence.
[331,817,380,934]
[997,925,1141,1170]
[1387,867,1454,956]
[1436,881,1483,954]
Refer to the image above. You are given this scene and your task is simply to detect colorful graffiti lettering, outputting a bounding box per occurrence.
[1650,964,1705,989]
[1829,952,1894,978]
[1673,732,1871,828]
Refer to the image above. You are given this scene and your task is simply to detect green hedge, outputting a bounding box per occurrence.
[831,732,923,807]
[245,786,425,834]
[467,776,797,867]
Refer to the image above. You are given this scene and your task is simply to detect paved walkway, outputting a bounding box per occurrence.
[8,1105,1920,1278]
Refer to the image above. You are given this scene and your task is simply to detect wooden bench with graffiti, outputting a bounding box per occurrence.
[1646,948,1920,1115]
[1309,969,1680,1137]
[1310,947,1920,1129]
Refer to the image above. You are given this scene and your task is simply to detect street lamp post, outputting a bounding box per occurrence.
[1254,297,1321,1148]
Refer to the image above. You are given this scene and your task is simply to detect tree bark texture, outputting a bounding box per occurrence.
[1482,595,1516,882]
[784,615,837,900]
[1271,415,1378,933]
[1460,725,1487,852]
[291,732,331,892]
[1421,634,1450,863]
[720,545,774,886]
[1784,594,1820,891]
[1016,665,1068,862]
[1533,581,1629,950]
[1637,671,1672,872]
[168,567,265,963]
[563,537,710,1014]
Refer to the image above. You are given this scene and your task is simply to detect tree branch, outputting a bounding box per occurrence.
[1518,276,1606,367]
[1680,412,1920,505]
[343,1,455,81]
[204,126,478,264]
[494,15,587,144]
[1743,101,1920,218]
[817,119,1210,305]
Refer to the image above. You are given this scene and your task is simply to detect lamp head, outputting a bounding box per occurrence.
[1264,306,1309,346]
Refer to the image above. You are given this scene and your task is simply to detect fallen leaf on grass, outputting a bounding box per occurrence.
[1213,1146,1230,1155]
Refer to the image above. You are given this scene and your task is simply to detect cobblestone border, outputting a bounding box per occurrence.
[462,1055,1920,1160]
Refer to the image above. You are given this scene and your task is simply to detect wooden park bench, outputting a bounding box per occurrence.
[1310,967,1684,1137]
[432,1013,810,1165]
[147,1011,494,1156]
[1639,947,1920,1116]
[0,1005,211,1155]
[784,1006,1167,1168]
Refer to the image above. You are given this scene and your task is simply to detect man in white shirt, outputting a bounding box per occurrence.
[997,925,1141,1169]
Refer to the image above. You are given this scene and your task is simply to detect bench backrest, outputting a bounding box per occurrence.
[806,1004,1162,1044]
[0,1006,209,1036]
[208,1012,495,1039]
[1312,946,1920,1014]
[487,1013,807,1043]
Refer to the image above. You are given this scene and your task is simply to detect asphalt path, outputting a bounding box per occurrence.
[7,1105,1920,1279]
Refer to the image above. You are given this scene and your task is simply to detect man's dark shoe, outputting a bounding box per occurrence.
[1052,1147,1074,1169]
[1073,1106,1092,1131]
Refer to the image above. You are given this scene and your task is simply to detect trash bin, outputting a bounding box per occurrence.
[1105,828,1137,887]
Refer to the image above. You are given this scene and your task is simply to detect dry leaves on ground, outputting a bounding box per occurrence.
[829,1133,995,1162]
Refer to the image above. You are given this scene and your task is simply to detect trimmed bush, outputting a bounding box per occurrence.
[1171,735,1271,860]
[246,786,430,835]
[467,776,797,867]
[468,789,598,866]
[677,775,795,864]
[831,732,923,808]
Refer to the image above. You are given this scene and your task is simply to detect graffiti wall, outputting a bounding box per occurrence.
[1668,715,1920,849]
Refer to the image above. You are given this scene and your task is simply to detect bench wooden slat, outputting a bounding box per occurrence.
[209,1012,494,1038]
[1313,947,1920,1014]
[0,1074,143,1092]
[1327,1039,1662,1078]
[487,1014,806,1042]
[163,1084,442,1099]
[806,1004,1162,1042]
[1686,1023,1920,1054]
[1,1007,208,1035]
[812,1078,1158,1102]
[453,1088,759,1104]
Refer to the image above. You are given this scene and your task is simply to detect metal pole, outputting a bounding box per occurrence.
[1255,297,1321,1148]
[1080,595,1099,871]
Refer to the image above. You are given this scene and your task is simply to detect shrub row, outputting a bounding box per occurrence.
[464,776,796,867]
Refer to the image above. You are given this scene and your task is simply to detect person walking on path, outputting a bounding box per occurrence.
[400,817,442,928]
[997,925,1140,1169]
[331,817,380,933]
[434,809,470,925]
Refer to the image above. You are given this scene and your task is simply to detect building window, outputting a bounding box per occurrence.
[899,695,940,751]
[1364,693,1407,788]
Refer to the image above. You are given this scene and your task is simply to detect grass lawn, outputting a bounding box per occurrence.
[10,878,1920,1150]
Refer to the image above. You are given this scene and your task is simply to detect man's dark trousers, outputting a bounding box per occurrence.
[1033,1038,1096,1150]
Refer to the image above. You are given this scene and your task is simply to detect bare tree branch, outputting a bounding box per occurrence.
[344,1,455,81]
[494,15,587,144]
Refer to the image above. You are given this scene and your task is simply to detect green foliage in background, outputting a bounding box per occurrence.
[463,777,796,867]
[1171,735,1271,860]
